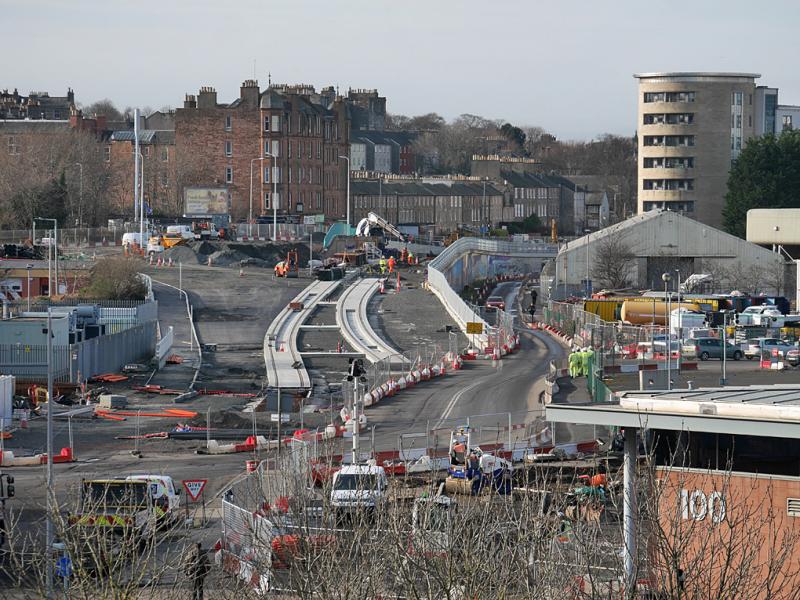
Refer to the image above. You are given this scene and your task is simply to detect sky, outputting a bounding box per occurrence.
[3,0,799,140]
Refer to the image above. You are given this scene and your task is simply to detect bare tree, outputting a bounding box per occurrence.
[592,236,637,289]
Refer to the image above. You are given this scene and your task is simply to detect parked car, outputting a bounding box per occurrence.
[485,296,505,311]
[744,338,796,360]
[692,337,742,361]
[786,348,800,367]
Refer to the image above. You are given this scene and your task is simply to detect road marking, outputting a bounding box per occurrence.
[436,377,485,429]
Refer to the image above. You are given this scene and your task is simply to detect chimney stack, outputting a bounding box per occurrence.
[184,94,197,109]
[240,80,259,108]
[197,86,217,109]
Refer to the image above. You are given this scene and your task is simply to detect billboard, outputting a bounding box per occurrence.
[183,187,230,217]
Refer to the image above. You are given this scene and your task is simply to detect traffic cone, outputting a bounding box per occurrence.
[379,279,385,294]
[239,268,244,277]
[168,257,173,267]
[207,256,212,267]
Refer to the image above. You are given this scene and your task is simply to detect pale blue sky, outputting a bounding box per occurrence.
[3,0,798,140]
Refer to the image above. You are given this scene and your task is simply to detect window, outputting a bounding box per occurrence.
[272,139,280,157]
[644,91,695,103]
[271,115,280,132]
[644,135,694,147]
[225,115,232,131]
[783,115,794,131]
[160,173,168,188]
[288,141,292,158]
[7,136,18,155]
[272,167,281,183]
[263,166,270,183]
[103,145,110,162]
[732,92,743,106]
[643,179,694,191]
[315,191,322,210]
[264,116,270,132]
[53,110,61,119]
[224,141,232,157]
[264,192,271,209]
[308,142,312,159]
[144,146,151,157]
[160,147,168,162]
[225,166,233,183]
[299,141,304,157]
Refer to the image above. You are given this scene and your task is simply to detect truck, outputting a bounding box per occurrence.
[192,221,221,241]
[69,475,181,537]
[330,464,387,520]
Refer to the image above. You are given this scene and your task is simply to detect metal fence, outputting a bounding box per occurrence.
[0,320,157,383]
[0,225,142,247]
[233,222,326,241]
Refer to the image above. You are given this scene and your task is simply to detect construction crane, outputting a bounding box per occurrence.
[354,212,406,242]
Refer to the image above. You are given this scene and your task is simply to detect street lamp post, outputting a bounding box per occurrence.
[74,162,83,227]
[338,155,350,231]
[26,264,32,311]
[138,151,145,255]
[584,229,591,297]
[35,218,58,297]
[249,153,277,240]
[45,306,54,597]
[662,272,672,390]
[675,269,682,371]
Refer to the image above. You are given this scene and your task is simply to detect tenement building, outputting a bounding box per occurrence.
[634,72,759,228]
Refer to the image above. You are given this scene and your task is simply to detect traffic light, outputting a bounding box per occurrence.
[347,358,365,380]
[0,474,13,499]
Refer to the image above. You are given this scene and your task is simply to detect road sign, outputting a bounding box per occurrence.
[466,322,483,335]
[55,555,72,578]
[182,479,207,502]
[270,413,290,423]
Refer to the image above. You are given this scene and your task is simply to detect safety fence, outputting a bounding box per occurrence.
[217,411,603,594]
[539,301,670,405]
[233,222,326,242]
[427,237,553,350]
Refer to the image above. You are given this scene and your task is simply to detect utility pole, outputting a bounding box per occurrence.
[662,272,672,390]
[45,307,54,597]
[134,108,140,222]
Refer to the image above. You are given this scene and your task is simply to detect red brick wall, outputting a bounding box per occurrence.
[175,98,261,221]
[106,139,178,217]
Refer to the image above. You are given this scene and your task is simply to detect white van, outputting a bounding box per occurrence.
[121,232,152,247]
[331,465,387,516]
[166,225,194,241]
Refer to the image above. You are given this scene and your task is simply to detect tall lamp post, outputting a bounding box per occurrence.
[584,229,591,297]
[662,272,672,390]
[35,217,58,297]
[26,264,32,311]
[249,153,277,240]
[74,162,83,227]
[45,306,54,596]
[675,269,682,371]
[338,155,351,231]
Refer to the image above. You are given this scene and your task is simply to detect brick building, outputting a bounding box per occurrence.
[350,174,504,236]
[105,129,178,216]
[175,81,262,221]
[0,88,75,120]
[259,84,351,220]
[175,81,356,222]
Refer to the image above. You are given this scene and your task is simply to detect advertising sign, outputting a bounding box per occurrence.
[183,187,230,217]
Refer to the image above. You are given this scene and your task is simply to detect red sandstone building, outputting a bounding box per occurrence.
[175,81,362,222]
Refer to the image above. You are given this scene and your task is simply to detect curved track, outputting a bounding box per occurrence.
[264,279,341,390]
[336,277,402,364]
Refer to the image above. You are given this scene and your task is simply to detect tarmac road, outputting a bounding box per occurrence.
[367,281,566,449]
